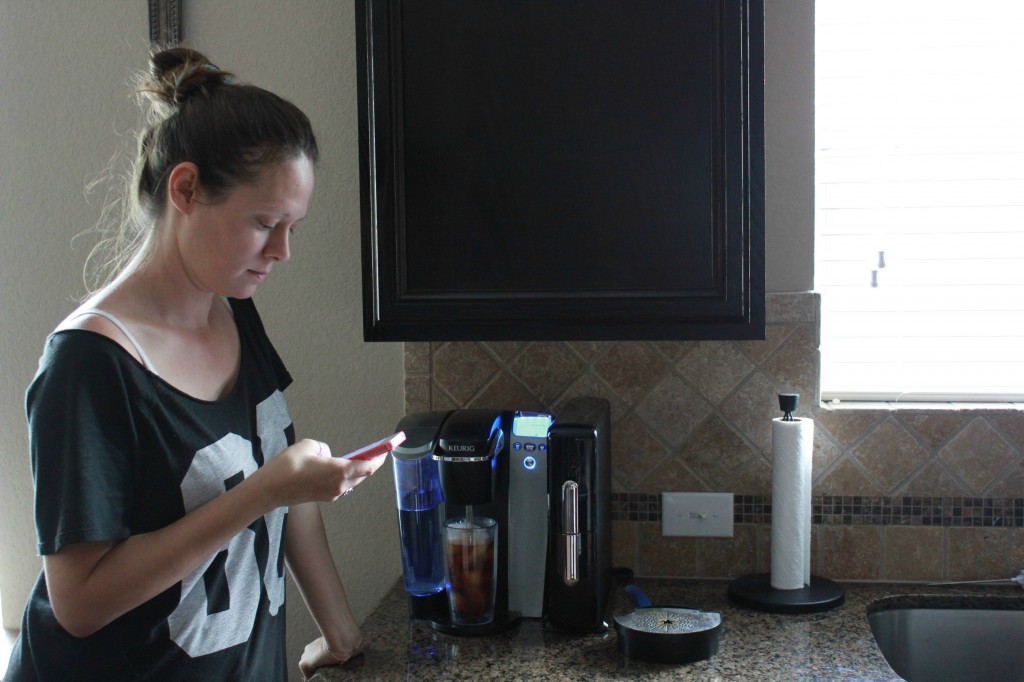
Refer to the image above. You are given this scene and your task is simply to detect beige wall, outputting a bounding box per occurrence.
[0,2,405,678]
[764,0,815,293]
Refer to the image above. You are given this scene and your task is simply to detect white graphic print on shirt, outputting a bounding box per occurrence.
[168,390,289,658]
[257,390,290,616]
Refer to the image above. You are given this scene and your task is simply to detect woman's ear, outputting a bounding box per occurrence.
[167,162,201,215]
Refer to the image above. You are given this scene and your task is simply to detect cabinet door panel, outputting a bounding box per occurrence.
[357,0,764,341]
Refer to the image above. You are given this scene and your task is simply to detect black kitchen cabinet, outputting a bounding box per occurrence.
[356,0,764,341]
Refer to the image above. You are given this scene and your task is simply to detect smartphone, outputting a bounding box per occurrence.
[339,431,406,461]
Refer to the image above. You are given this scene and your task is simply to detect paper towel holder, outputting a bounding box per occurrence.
[778,392,798,421]
[727,572,845,614]
[727,393,845,614]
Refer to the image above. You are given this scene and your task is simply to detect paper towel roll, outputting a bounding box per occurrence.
[770,417,814,591]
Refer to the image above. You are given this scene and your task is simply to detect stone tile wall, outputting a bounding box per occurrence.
[404,293,1024,583]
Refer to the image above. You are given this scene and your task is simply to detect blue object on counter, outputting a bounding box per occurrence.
[624,583,653,608]
[392,415,447,599]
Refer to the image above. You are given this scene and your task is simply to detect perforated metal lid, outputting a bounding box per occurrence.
[614,607,721,634]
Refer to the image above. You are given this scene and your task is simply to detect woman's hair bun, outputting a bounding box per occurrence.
[139,47,236,113]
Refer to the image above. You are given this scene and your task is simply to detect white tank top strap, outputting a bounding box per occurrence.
[71,309,160,376]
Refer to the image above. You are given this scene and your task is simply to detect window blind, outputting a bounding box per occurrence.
[815,0,1024,401]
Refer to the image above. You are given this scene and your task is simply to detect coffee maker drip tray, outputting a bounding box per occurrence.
[430,610,522,636]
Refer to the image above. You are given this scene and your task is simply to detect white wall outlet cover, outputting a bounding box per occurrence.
[662,492,734,537]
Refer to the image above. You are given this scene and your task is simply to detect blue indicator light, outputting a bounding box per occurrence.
[523,456,537,470]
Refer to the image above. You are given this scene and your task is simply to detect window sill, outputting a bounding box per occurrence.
[819,400,1024,413]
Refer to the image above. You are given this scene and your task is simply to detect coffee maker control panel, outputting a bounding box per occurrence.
[511,412,550,470]
[507,411,552,618]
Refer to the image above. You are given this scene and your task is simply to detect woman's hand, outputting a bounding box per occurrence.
[257,438,386,508]
[299,634,365,680]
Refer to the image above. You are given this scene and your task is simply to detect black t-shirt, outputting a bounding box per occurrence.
[6,298,294,682]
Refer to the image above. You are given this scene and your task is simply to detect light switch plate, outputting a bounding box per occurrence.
[662,492,734,537]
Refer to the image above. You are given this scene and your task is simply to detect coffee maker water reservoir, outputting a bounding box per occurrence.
[391,412,448,619]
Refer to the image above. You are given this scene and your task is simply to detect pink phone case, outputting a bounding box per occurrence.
[340,431,406,460]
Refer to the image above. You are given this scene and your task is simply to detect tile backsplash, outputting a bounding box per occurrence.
[404,293,1024,583]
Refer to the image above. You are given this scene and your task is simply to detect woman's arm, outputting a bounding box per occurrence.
[286,501,366,679]
[43,439,379,638]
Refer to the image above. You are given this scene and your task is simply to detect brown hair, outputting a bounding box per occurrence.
[83,47,319,294]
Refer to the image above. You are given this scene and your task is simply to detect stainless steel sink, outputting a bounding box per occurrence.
[868,596,1024,682]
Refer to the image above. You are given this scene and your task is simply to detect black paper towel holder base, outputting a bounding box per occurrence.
[727,573,845,614]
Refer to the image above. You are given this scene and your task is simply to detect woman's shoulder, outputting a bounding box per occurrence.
[38,327,139,374]
[228,296,270,338]
[228,297,292,391]
[227,295,257,318]
[27,328,147,415]
[55,300,149,369]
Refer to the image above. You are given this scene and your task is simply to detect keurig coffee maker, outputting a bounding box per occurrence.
[430,409,551,635]
[390,400,611,635]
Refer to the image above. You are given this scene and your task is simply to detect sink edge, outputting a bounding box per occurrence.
[866,592,1024,615]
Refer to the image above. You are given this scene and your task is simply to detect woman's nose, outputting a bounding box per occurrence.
[265,225,291,262]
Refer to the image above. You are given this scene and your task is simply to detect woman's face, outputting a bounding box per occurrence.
[181,155,316,299]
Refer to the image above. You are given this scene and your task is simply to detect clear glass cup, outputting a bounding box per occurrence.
[444,516,498,626]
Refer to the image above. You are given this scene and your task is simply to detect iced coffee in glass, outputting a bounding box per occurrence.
[444,516,497,626]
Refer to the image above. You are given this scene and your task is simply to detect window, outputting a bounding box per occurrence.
[815,0,1024,401]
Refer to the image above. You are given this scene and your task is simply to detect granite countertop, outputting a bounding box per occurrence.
[310,578,1023,681]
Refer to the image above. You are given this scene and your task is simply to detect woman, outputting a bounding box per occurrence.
[5,48,376,681]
